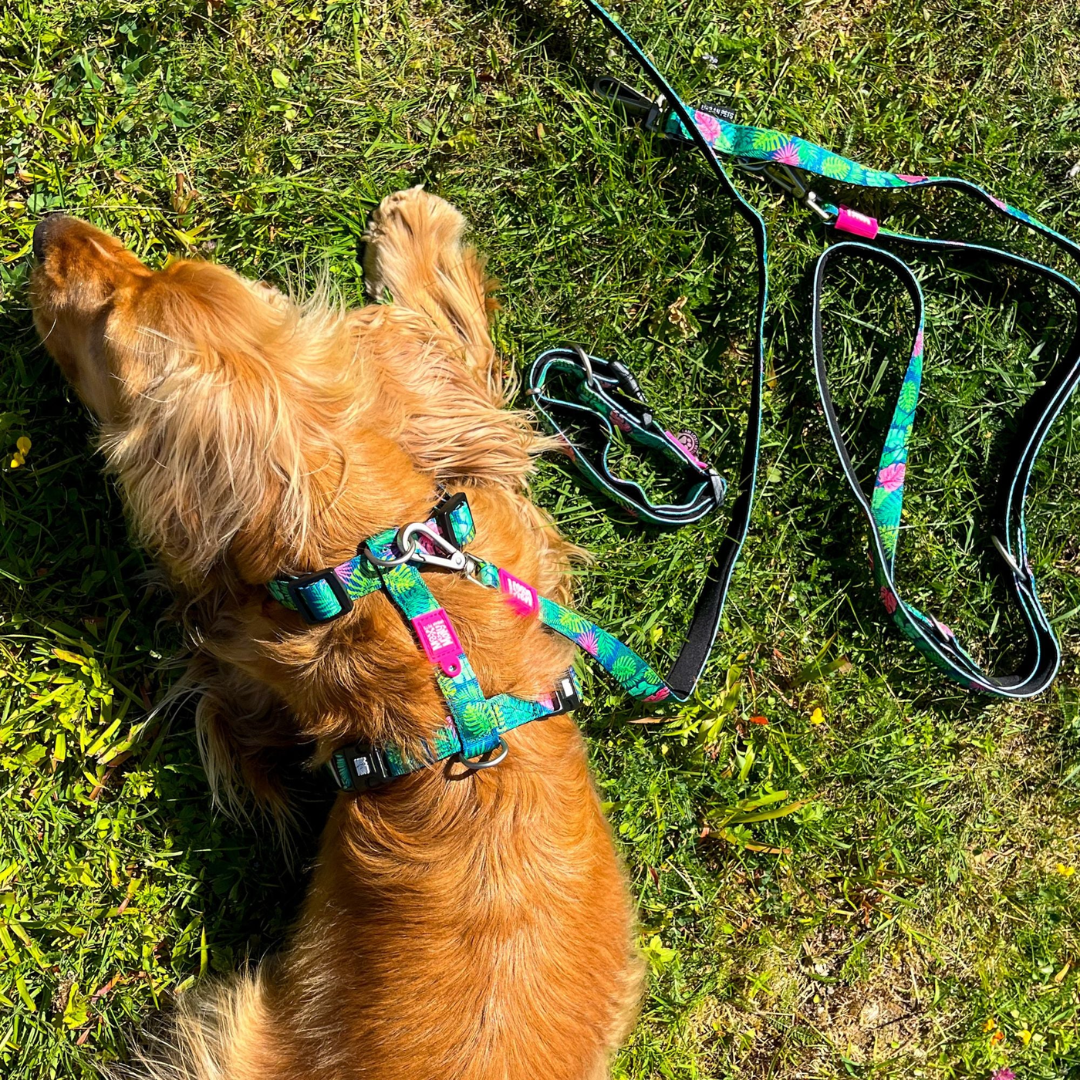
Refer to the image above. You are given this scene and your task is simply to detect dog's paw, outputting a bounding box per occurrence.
[363,186,468,301]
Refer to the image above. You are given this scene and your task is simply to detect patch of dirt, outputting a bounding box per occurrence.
[805,977,929,1065]
[797,0,887,55]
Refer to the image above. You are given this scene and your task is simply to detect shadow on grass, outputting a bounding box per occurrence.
[0,302,333,1068]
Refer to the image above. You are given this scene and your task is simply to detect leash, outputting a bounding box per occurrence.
[269,491,672,792]
[533,0,1080,698]
[530,3,772,703]
[266,4,1080,789]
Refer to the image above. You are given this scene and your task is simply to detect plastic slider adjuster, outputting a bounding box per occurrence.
[336,743,394,792]
[434,491,473,548]
[548,671,582,717]
[286,570,354,624]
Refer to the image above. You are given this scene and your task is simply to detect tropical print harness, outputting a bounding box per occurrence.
[269,491,669,791]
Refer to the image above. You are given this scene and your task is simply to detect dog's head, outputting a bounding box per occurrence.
[29,215,428,594]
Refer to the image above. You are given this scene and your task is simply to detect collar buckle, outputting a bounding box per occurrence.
[547,670,582,716]
[332,743,394,792]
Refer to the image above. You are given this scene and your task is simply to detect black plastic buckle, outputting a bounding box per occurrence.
[286,570,354,625]
[434,491,471,548]
[338,743,395,792]
[548,671,582,717]
[608,359,647,406]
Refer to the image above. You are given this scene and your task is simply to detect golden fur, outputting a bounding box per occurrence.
[30,188,643,1080]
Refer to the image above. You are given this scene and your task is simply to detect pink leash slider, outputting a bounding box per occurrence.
[413,608,464,677]
[835,205,879,240]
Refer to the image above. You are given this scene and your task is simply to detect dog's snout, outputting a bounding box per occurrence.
[33,213,73,263]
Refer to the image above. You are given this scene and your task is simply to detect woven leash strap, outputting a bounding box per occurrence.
[564,0,1080,698]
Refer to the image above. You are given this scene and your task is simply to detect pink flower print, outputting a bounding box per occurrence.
[897,174,928,183]
[881,586,898,614]
[991,196,1008,211]
[771,141,802,167]
[692,110,721,143]
[912,329,924,357]
[644,686,670,703]
[877,462,906,492]
[577,628,599,657]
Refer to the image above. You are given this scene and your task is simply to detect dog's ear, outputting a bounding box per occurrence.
[99,261,342,589]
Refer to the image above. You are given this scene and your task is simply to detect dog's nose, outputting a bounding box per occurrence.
[33,214,73,263]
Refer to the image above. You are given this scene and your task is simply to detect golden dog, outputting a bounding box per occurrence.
[30,188,643,1080]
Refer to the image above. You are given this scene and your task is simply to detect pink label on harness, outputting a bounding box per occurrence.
[412,608,463,677]
[835,205,879,239]
[498,568,539,617]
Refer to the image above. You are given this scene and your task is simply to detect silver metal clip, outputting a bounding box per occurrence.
[397,522,472,573]
[805,190,833,221]
[737,160,834,222]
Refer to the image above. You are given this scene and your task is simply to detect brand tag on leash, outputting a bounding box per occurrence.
[698,102,738,124]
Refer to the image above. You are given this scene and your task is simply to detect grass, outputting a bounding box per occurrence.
[2,0,1080,1076]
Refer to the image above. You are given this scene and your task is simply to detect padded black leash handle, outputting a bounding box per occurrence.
[528,346,727,528]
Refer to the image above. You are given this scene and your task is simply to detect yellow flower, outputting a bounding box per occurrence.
[1019,1028,1033,1046]
[810,707,825,726]
[983,1017,997,1032]
[8,436,30,469]
[1055,863,1075,877]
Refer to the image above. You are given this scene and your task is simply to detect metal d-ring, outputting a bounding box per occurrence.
[455,737,509,771]
[363,535,418,567]
[572,344,596,387]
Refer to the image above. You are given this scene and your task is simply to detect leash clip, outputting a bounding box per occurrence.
[397,521,474,574]
[740,161,834,223]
